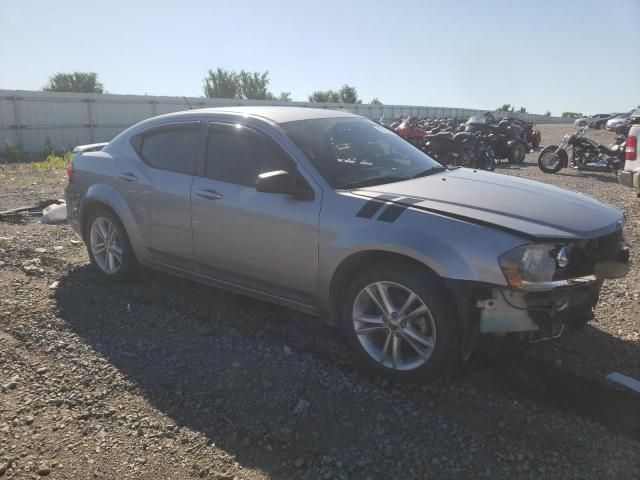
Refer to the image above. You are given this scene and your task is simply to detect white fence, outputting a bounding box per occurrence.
[0,89,571,153]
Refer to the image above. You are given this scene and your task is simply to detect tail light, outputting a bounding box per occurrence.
[66,160,74,183]
[626,135,637,161]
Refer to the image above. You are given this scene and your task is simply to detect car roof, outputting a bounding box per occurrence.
[176,106,360,124]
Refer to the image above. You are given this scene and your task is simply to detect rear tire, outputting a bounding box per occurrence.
[338,262,460,382]
[85,207,137,281]
[508,140,527,163]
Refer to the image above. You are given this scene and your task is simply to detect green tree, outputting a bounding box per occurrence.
[237,70,270,100]
[278,92,291,102]
[370,98,383,105]
[43,72,104,93]
[203,68,238,98]
[561,112,583,118]
[518,106,527,114]
[308,90,340,102]
[309,85,362,103]
[338,84,361,104]
[544,110,551,116]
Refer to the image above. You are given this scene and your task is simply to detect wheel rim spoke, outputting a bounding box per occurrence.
[398,292,417,317]
[97,219,108,241]
[376,282,396,315]
[111,245,122,263]
[354,313,384,325]
[356,325,389,336]
[403,304,428,323]
[403,327,434,350]
[364,286,388,316]
[380,331,392,362]
[391,335,401,369]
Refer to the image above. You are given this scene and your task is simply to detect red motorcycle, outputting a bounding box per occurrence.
[392,117,429,147]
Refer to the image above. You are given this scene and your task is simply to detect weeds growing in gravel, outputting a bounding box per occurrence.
[28,152,72,170]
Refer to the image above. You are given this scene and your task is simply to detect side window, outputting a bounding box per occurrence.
[132,124,199,175]
[205,126,288,187]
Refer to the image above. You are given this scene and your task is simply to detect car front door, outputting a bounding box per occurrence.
[190,122,321,304]
[124,121,202,262]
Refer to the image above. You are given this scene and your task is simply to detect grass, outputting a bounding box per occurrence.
[0,151,72,173]
[28,152,72,170]
[0,152,72,188]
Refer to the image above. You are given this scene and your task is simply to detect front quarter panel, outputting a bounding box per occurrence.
[317,191,528,311]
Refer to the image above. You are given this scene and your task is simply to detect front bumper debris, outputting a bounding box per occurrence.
[478,280,602,338]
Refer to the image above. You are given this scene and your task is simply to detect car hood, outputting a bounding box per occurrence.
[352,168,624,240]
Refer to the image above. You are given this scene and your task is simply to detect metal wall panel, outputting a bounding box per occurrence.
[0,89,573,153]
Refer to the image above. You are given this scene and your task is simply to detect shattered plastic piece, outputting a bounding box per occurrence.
[0,199,62,221]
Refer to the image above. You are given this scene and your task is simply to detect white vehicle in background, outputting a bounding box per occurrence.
[574,113,614,129]
[619,110,640,195]
[606,112,631,131]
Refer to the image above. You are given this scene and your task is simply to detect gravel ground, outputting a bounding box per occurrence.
[1,124,639,479]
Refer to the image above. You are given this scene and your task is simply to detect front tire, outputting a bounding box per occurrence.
[339,262,460,382]
[85,207,137,281]
[538,146,566,173]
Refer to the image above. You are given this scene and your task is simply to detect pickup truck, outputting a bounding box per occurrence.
[619,111,640,196]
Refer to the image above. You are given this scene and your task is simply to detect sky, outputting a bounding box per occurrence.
[1,0,639,115]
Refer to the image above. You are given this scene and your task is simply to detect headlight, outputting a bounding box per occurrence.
[498,244,559,289]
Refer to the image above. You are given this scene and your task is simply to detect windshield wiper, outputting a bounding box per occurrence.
[411,166,447,178]
[338,175,410,189]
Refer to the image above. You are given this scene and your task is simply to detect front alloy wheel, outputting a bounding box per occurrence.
[340,262,460,382]
[353,281,436,371]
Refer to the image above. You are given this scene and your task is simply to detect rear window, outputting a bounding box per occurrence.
[132,123,200,175]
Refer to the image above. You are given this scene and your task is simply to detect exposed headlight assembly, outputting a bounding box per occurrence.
[498,243,597,290]
[499,244,557,289]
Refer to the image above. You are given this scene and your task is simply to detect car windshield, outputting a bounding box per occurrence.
[281,117,444,189]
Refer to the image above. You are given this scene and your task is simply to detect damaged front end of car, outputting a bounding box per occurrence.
[451,228,630,359]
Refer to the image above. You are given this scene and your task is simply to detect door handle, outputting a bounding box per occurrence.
[195,189,223,200]
[118,172,138,182]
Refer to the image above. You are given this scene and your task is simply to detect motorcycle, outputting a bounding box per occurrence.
[537,127,626,173]
[504,117,541,149]
[391,115,495,170]
[465,116,528,163]
[422,130,496,171]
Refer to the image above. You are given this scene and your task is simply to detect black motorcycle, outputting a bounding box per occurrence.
[422,130,496,171]
[465,117,528,163]
[537,127,626,174]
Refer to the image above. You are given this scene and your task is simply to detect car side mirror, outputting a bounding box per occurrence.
[256,170,314,200]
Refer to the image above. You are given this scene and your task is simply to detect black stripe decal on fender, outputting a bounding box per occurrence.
[377,197,423,223]
[356,194,397,219]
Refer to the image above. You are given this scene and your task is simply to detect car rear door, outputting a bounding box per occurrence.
[190,122,321,304]
[125,121,202,262]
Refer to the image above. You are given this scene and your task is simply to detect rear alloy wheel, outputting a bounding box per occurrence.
[86,207,137,280]
[340,263,459,382]
[90,217,123,274]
